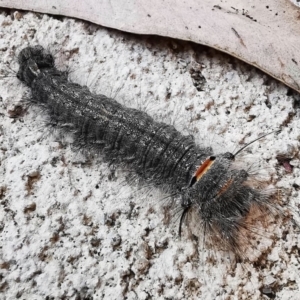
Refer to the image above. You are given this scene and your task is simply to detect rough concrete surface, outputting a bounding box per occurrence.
[0,11,300,300]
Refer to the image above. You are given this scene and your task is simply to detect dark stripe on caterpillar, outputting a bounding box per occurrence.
[16,45,279,259]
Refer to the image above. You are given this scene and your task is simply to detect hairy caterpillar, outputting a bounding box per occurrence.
[16,45,280,259]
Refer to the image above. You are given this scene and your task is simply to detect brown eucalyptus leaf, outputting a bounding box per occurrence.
[1,0,300,92]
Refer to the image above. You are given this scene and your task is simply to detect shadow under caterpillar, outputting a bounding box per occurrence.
[16,45,281,259]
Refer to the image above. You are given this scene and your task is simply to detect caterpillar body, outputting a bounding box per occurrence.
[17,45,277,258]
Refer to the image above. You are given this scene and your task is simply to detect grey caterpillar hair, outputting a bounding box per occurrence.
[16,45,281,259]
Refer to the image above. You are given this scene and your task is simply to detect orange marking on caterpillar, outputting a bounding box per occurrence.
[216,179,233,197]
[195,156,216,181]
[189,156,216,187]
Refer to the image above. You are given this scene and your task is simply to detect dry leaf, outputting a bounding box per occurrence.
[1,0,300,92]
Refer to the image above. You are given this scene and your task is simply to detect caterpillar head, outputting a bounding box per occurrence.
[17,46,54,86]
[180,151,273,257]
